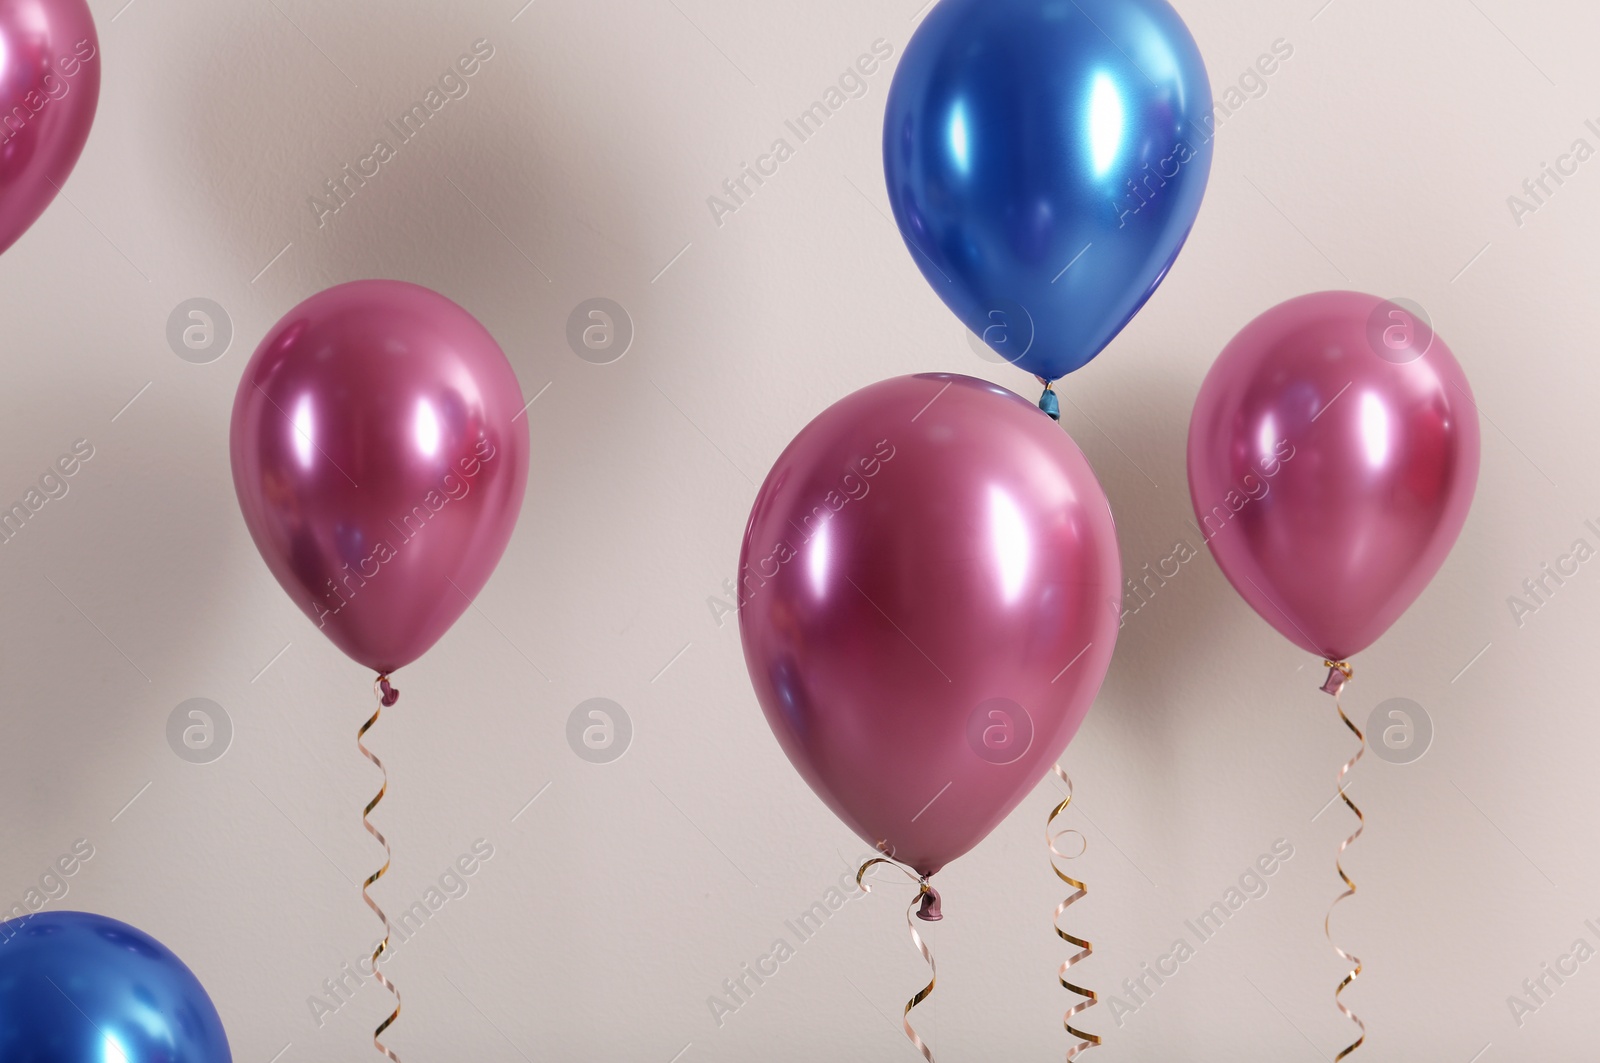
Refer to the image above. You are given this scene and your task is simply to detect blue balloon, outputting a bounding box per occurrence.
[0,912,231,1062]
[884,0,1214,383]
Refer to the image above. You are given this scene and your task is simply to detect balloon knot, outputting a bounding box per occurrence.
[1320,660,1352,697]
[1038,380,1061,421]
[377,675,400,707]
[916,881,943,922]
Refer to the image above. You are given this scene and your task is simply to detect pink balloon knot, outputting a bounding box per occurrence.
[916,882,943,922]
[377,676,400,707]
[1320,660,1352,698]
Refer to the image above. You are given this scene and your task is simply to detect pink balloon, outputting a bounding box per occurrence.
[1187,291,1480,661]
[740,375,1121,877]
[231,280,529,674]
[0,0,100,257]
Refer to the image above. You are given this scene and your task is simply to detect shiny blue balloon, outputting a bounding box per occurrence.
[884,0,1214,382]
[0,912,231,1062]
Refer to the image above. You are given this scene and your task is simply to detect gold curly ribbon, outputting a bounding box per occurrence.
[856,856,939,1063]
[361,675,402,1063]
[1321,660,1365,1060]
[1048,765,1099,1059]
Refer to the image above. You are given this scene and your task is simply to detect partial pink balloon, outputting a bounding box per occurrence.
[740,374,1121,877]
[0,0,100,257]
[1187,291,1480,661]
[231,280,529,674]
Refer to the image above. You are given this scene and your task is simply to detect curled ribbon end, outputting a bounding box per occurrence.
[916,884,943,922]
[1321,660,1365,1060]
[1049,765,1098,1058]
[361,678,402,1061]
[855,855,940,1062]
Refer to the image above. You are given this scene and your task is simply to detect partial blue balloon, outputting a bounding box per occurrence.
[0,912,231,1062]
[884,0,1214,382]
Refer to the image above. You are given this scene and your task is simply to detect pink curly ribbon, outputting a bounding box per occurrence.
[1049,765,1099,1059]
[856,855,941,1062]
[361,675,402,1062]
[1322,661,1365,1060]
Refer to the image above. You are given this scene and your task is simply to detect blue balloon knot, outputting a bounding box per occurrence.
[1039,385,1061,421]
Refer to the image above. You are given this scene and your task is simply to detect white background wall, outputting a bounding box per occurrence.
[1,0,1594,1059]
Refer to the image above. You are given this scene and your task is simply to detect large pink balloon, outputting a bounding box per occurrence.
[0,0,99,257]
[740,374,1121,877]
[1187,291,1480,661]
[231,280,529,674]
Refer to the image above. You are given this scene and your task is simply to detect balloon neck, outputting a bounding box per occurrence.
[377,675,400,707]
[1037,379,1061,421]
[1320,660,1352,697]
[915,880,943,922]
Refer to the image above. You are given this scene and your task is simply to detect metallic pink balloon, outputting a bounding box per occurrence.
[1187,291,1480,661]
[231,280,529,674]
[0,0,100,257]
[740,374,1121,877]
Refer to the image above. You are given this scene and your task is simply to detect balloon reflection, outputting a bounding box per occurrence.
[414,397,442,458]
[290,393,315,468]
[988,484,1032,604]
[946,99,971,175]
[1087,72,1125,178]
[806,518,832,601]
[1358,391,1391,469]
